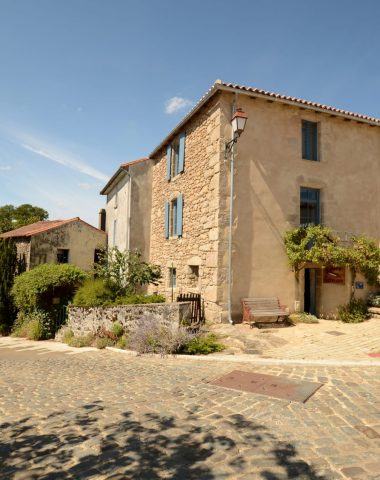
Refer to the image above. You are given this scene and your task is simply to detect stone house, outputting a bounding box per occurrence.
[0,217,106,271]
[102,80,380,322]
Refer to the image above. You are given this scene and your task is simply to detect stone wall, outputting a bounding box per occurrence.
[58,302,191,338]
[149,93,224,322]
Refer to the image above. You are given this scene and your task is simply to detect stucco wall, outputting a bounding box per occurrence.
[29,220,106,271]
[149,94,224,322]
[105,173,131,250]
[219,92,380,320]
[58,302,191,338]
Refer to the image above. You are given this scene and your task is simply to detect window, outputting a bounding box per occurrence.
[302,120,318,161]
[300,187,320,226]
[57,249,69,264]
[164,194,183,238]
[113,219,117,246]
[169,267,177,288]
[188,265,199,288]
[166,132,186,180]
[114,189,118,209]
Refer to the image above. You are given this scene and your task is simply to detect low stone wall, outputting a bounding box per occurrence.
[56,302,191,339]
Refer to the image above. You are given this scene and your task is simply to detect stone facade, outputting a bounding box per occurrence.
[59,302,191,338]
[149,94,225,322]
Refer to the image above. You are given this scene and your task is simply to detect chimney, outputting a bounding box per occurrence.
[98,209,106,231]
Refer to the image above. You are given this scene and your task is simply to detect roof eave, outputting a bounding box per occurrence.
[100,167,129,195]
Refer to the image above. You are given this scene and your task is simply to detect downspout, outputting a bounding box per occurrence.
[227,95,237,324]
[126,172,131,251]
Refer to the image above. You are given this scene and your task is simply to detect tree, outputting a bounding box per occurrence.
[93,247,162,296]
[0,204,49,233]
[0,238,25,333]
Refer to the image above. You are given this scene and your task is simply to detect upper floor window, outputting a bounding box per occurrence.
[112,219,117,246]
[166,132,186,180]
[302,120,319,161]
[168,267,177,288]
[300,187,320,226]
[164,194,183,238]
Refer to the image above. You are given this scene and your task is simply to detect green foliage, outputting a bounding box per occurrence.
[12,309,52,340]
[67,334,94,348]
[0,238,26,331]
[93,247,161,296]
[347,236,380,286]
[0,203,48,234]
[62,328,74,344]
[337,299,369,323]
[180,334,225,355]
[115,335,128,350]
[111,322,124,338]
[115,294,165,305]
[96,337,114,349]
[72,279,115,306]
[12,263,88,312]
[367,293,380,308]
[289,312,319,324]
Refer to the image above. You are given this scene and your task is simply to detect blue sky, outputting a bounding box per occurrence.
[0,0,379,226]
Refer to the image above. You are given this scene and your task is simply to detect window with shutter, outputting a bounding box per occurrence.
[300,187,320,226]
[166,132,186,180]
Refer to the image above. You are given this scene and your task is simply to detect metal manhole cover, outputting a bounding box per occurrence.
[210,370,323,403]
[326,331,346,336]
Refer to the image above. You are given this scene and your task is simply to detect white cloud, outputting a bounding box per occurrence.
[78,182,101,190]
[165,96,194,114]
[0,165,11,171]
[18,137,108,182]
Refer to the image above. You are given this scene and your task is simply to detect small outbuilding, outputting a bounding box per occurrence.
[0,217,106,271]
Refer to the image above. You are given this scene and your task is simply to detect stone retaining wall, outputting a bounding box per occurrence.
[56,302,191,338]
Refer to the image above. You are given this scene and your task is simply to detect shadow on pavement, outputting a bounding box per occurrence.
[0,402,326,479]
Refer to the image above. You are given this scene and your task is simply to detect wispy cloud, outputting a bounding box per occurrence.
[13,133,108,182]
[165,96,194,114]
[0,165,11,171]
[78,182,101,190]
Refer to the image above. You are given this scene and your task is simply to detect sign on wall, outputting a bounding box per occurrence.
[323,267,345,285]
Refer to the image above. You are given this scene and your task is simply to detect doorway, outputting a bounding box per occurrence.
[304,268,317,315]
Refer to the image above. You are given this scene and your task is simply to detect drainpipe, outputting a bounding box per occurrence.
[227,98,237,324]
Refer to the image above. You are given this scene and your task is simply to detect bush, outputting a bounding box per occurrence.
[180,334,225,355]
[128,316,194,356]
[96,337,115,349]
[62,328,74,344]
[289,312,319,324]
[72,279,115,306]
[367,293,380,308]
[12,309,54,340]
[115,294,166,305]
[116,335,128,350]
[67,334,94,348]
[111,322,124,338]
[12,263,88,312]
[338,299,369,323]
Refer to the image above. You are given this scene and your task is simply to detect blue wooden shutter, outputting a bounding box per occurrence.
[164,201,170,239]
[178,132,185,173]
[166,144,172,181]
[176,194,183,236]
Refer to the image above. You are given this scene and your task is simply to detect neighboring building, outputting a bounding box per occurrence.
[100,157,153,260]
[0,217,106,271]
[103,80,380,322]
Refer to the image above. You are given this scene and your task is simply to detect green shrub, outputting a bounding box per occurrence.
[338,299,369,323]
[12,263,87,312]
[115,335,128,350]
[180,334,225,355]
[62,328,74,344]
[96,337,114,349]
[367,293,380,308]
[0,323,8,336]
[12,309,54,340]
[289,312,319,324]
[115,294,165,305]
[111,322,124,338]
[72,279,115,306]
[25,318,43,340]
[67,335,94,348]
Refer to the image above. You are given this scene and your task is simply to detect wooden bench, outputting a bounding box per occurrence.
[241,297,290,328]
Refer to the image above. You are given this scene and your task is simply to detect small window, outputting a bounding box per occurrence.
[302,120,318,161]
[171,139,180,178]
[114,189,118,209]
[188,265,199,288]
[300,187,320,226]
[113,220,117,246]
[57,249,69,264]
[169,267,177,288]
[166,132,185,180]
[170,198,178,237]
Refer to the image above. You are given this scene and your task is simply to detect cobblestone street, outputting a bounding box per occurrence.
[0,339,379,479]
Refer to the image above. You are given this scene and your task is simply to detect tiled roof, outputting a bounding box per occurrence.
[0,217,105,238]
[100,157,151,195]
[149,79,380,157]
[120,157,150,168]
[218,81,380,125]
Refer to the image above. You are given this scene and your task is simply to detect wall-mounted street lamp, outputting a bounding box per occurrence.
[225,107,248,325]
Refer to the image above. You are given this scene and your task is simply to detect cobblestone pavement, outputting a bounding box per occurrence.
[1,341,380,480]
[211,318,380,360]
